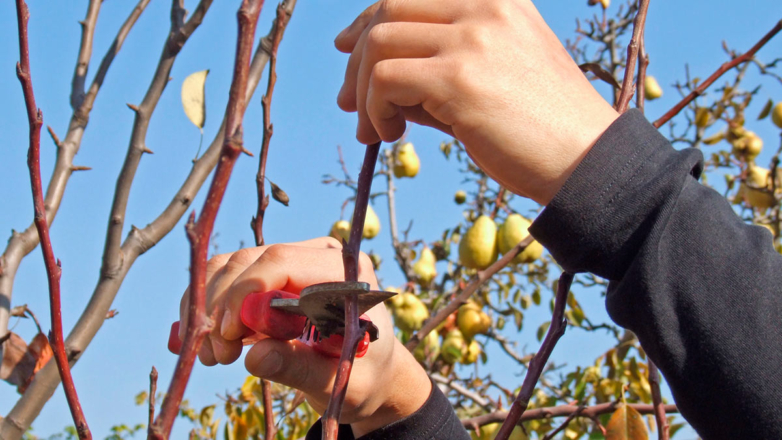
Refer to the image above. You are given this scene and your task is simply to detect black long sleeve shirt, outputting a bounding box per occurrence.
[307,110,782,439]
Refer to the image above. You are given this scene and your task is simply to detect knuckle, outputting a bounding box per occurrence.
[370,60,394,89]
[486,0,514,24]
[206,252,231,275]
[365,24,390,52]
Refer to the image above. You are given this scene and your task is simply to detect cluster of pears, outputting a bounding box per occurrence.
[458,214,543,270]
[329,205,381,242]
[386,288,430,334]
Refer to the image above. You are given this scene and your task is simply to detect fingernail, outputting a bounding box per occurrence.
[255,350,282,377]
[220,308,232,337]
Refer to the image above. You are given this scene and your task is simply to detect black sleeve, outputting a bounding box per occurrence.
[530,109,782,439]
[305,380,470,440]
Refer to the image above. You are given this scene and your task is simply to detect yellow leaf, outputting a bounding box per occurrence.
[240,376,258,402]
[606,404,649,440]
[181,70,209,132]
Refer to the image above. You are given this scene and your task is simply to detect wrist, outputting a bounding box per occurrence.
[350,340,431,437]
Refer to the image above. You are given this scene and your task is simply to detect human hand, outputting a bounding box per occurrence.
[336,0,619,205]
[176,237,431,436]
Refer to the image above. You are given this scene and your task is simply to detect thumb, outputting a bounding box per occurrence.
[245,338,338,396]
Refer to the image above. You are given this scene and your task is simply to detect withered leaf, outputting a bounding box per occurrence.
[269,181,290,206]
[579,62,621,89]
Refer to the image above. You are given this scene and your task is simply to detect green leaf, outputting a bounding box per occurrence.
[537,321,550,342]
[606,404,649,440]
[513,310,524,331]
[758,99,774,120]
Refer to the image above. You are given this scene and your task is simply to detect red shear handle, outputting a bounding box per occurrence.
[241,290,307,341]
[168,321,182,355]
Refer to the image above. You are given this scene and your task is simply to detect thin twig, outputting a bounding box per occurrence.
[431,373,493,411]
[261,378,276,439]
[405,236,534,352]
[653,19,782,128]
[253,3,291,246]
[541,404,586,440]
[462,403,678,429]
[322,142,382,440]
[149,1,265,438]
[614,0,652,114]
[494,272,574,440]
[14,1,91,438]
[148,366,157,437]
[1,3,298,436]
[70,0,102,110]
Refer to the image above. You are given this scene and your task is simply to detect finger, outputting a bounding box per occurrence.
[339,21,444,117]
[198,336,218,367]
[400,105,455,137]
[221,246,377,340]
[334,2,381,53]
[365,58,453,141]
[245,339,338,399]
[210,334,243,365]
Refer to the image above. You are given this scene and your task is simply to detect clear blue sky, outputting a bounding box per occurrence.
[1,1,780,438]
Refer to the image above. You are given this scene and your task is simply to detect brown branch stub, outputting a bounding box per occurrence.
[261,378,277,439]
[648,361,670,440]
[148,366,158,437]
[405,236,535,352]
[322,142,382,440]
[494,272,574,440]
[150,1,265,438]
[653,19,782,128]
[253,3,292,247]
[14,1,92,438]
[614,0,652,114]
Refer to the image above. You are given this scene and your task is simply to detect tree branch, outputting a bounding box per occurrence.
[253,3,292,246]
[70,0,102,110]
[14,1,91,438]
[405,236,534,352]
[261,377,276,440]
[614,0,651,114]
[147,366,158,438]
[431,373,493,411]
[0,2,298,436]
[461,403,678,429]
[0,0,150,367]
[653,19,782,128]
[494,272,573,440]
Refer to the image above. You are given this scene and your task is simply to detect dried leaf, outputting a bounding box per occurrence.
[270,181,290,206]
[758,99,774,120]
[181,70,209,132]
[703,131,725,146]
[579,62,621,89]
[606,404,649,440]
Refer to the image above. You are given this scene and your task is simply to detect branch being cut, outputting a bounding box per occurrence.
[253,3,292,246]
[14,1,91,438]
[653,19,782,128]
[614,0,651,114]
[494,272,574,440]
[0,2,298,437]
[461,402,678,430]
[150,1,266,437]
[0,0,150,366]
[405,236,534,352]
[322,141,382,440]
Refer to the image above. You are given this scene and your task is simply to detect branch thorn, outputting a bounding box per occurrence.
[126,103,140,112]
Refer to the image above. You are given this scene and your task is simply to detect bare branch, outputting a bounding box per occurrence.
[322,141,382,440]
[70,0,101,110]
[614,0,651,114]
[262,378,276,439]
[14,1,91,437]
[653,19,782,128]
[147,366,158,437]
[0,2,298,436]
[253,3,292,246]
[405,236,535,352]
[431,373,493,411]
[494,272,574,440]
[150,1,265,437]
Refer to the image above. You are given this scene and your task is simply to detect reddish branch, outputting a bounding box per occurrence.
[149,1,265,438]
[253,3,292,246]
[653,19,782,128]
[494,272,574,440]
[405,236,534,352]
[148,366,158,437]
[322,142,382,440]
[261,378,276,439]
[462,402,678,429]
[614,0,651,114]
[14,1,92,438]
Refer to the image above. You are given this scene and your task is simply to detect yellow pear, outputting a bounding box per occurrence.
[731,131,763,160]
[736,165,775,209]
[413,246,437,286]
[497,214,544,264]
[461,339,481,365]
[393,142,420,178]
[384,286,404,309]
[413,330,440,363]
[772,103,782,129]
[644,76,663,100]
[393,293,429,333]
[470,422,527,440]
[599,0,610,9]
[454,190,467,205]
[362,205,381,239]
[457,302,491,340]
[329,220,350,243]
[459,215,498,269]
[440,329,465,364]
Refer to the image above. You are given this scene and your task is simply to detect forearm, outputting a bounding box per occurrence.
[530,110,782,439]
